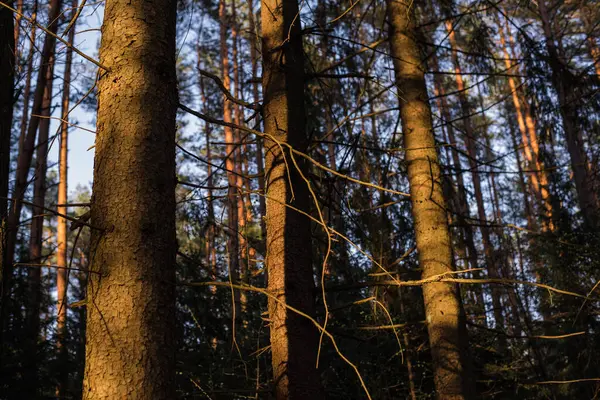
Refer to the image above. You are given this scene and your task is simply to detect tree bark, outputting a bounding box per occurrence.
[219,0,241,320]
[261,0,324,398]
[82,0,178,398]
[56,1,77,394]
[387,1,473,398]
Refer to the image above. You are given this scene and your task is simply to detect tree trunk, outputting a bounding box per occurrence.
[198,73,217,287]
[13,0,22,65]
[498,16,554,231]
[56,1,77,394]
[219,0,241,320]
[246,0,266,243]
[431,55,486,323]
[0,0,15,359]
[445,20,506,342]
[17,0,37,159]
[387,2,473,398]
[261,0,324,398]
[231,0,249,316]
[24,49,55,399]
[538,0,600,229]
[2,0,63,334]
[82,0,177,398]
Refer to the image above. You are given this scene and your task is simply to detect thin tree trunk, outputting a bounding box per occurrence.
[261,0,324,398]
[445,20,506,342]
[82,0,177,397]
[246,0,266,242]
[387,2,473,398]
[219,0,240,320]
[56,1,77,394]
[0,0,15,361]
[198,73,217,287]
[17,0,37,158]
[13,0,22,65]
[24,50,55,399]
[498,16,554,231]
[231,0,248,316]
[2,0,63,333]
[538,0,600,229]
[431,56,486,322]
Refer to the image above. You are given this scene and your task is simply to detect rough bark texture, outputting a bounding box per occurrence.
[387,1,473,398]
[0,0,15,357]
[82,1,178,398]
[261,1,324,398]
[56,2,77,394]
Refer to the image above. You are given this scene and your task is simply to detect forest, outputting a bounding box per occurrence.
[1,0,600,398]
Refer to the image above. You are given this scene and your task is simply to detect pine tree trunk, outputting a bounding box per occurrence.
[82,1,177,397]
[219,0,241,319]
[387,2,473,398]
[0,0,15,360]
[24,50,55,398]
[2,0,63,332]
[17,0,37,159]
[246,0,266,243]
[13,0,22,65]
[231,0,249,316]
[431,57,486,323]
[538,0,600,228]
[445,21,506,342]
[261,0,324,398]
[56,1,77,394]
[198,75,217,287]
[498,16,554,230]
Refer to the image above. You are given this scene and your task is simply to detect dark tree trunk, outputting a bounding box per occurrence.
[261,0,324,398]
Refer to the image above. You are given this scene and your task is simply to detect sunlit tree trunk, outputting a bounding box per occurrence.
[261,0,324,398]
[431,55,486,323]
[538,0,600,229]
[13,0,22,65]
[498,16,554,231]
[82,0,177,397]
[231,0,249,316]
[387,2,473,398]
[56,1,77,394]
[445,21,506,342]
[219,0,241,319]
